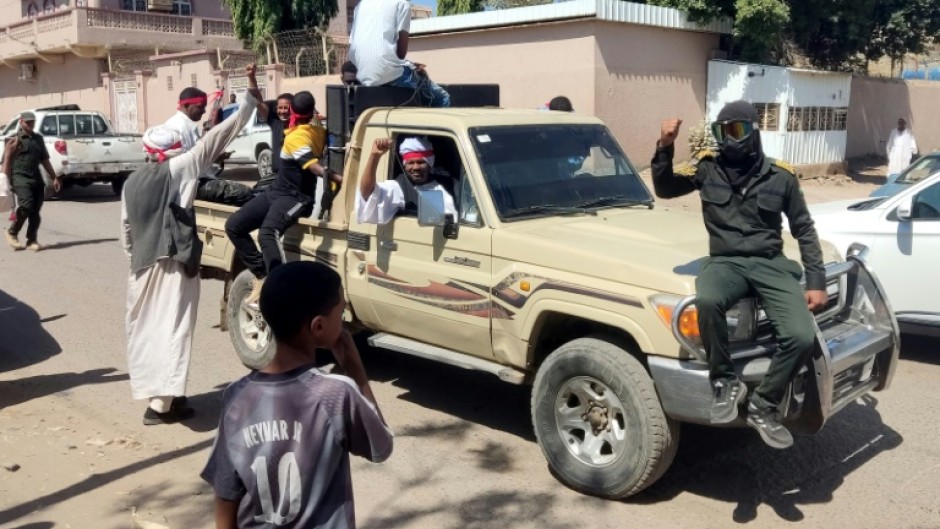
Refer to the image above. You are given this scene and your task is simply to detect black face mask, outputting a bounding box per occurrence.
[721,134,758,166]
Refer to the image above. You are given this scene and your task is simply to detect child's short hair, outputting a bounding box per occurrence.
[259,261,342,342]
[291,91,316,116]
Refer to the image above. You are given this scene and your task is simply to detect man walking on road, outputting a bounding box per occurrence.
[3,111,61,251]
[651,101,827,449]
[886,117,918,176]
[121,65,264,425]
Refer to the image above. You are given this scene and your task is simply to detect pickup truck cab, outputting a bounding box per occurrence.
[0,105,145,195]
[194,87,899,499]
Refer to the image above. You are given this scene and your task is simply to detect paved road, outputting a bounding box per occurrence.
[0,183,938,529]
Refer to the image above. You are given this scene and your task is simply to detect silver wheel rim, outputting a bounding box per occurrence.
[258,152,272,177]
[238,301,270,353]
[554,376,628,467]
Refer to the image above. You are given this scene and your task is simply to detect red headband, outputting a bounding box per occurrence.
[144,141,183,163]
[178,96,207,109]
[402,150,434,162]
[288,105,313,129]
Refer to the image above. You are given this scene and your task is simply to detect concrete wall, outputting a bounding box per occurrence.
[594,21,719,166]
[407,21,598,114]
[847,76,940,158]
[0,55,109,125]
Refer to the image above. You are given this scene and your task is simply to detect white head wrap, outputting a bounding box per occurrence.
[398,136,435,167]
[142,125,184,162]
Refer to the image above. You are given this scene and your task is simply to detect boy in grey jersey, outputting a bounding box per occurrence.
[202,261,392,528]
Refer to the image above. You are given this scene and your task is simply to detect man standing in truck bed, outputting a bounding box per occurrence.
[650,101,827,450]
[4,111,60,252]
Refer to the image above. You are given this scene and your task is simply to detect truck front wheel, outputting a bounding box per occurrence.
[227,270,275,370]
[256,148,273,180]
[531,337,679,499]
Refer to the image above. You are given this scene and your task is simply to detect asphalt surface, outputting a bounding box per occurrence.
[0,182,938,529]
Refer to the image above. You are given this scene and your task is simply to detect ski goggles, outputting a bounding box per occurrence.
[711,120,756,142]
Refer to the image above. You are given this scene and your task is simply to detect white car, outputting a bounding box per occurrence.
[808,171,940,336]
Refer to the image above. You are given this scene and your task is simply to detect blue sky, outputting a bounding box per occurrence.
[413,0,438,13]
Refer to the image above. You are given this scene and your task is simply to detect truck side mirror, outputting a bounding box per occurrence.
[896,195,914,221]
[417,189,447,227]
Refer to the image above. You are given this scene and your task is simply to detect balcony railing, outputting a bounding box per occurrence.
[85,8,194,34]
[0,7,236,48]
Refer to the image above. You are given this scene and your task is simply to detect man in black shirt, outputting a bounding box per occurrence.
[651,101,827,449]
[4,111,60,251]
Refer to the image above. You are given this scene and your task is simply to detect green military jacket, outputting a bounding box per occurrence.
[650,142,826,291]
[7,131,50,186]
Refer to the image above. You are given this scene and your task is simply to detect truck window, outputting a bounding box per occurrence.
[40,116,58,136]
[469,124,651,220]
[92,115,108,135]
[57,115,75,135]
[388,134,467,221]
[75,115,93,135]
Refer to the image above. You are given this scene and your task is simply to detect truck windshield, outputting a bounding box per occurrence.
[469,124,652,220]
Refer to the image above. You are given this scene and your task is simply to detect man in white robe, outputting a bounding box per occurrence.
[357,136,456,224]
[122,65,263,425]
[887,118,918,176]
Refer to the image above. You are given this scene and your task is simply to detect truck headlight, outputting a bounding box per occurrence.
[651,295,758,344]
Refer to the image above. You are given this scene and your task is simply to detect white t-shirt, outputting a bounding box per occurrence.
[356,180,457,225]
[349,0,412,87]
[163,111,201,153]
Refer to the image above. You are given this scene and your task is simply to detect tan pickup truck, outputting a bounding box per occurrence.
[195,104,899,499]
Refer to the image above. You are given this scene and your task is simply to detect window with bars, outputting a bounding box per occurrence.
[752,103,781,131]
[167,76,173,91]
[190,73,197,88]
[786,106,849,132]
[171,0,191,16]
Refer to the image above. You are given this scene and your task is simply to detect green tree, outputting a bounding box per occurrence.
[649,0,940,70]
[224,0,338,51]
[437,0,486,15]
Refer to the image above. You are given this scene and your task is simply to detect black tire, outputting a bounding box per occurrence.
[531,337,679,499]
[256,148,273,180]
[227,269,275,370]
[111,176,126,196]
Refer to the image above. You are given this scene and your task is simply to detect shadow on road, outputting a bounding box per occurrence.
[899,333,940,366]
[0,289,61,373]
[0,438,213,526]
[636,395,902,523]
[41,237,118,251]
[0,368,128,409]
[50,183,119,203]
[9,523,55,529]
[358,341,535,442]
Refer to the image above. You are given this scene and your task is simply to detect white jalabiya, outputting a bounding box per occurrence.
[356,180,457,225]
[887,127,918,175]
[121,92,258,405]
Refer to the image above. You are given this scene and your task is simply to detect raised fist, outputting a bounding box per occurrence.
[660,118,683,147]
[372,138,391,156]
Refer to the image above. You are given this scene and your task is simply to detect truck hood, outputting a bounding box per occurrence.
[494,207,839,297]
[493,208,710,296]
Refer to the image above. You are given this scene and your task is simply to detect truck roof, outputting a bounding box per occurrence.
[365,107,606,129]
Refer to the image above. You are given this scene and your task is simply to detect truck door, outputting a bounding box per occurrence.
[350,132,496,360]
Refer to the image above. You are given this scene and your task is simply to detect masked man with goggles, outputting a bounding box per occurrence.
[650,101,827,449]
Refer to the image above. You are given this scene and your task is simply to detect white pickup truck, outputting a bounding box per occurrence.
[0,105,146,195]
[218,102,274,180]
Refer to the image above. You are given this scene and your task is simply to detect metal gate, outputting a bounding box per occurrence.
[112,79,138,134]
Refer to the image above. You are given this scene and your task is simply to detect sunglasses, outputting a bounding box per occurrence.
[711,120,756,142]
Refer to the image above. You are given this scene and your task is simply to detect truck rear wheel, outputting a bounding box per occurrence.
[531,337,679,499]
[256,148,273,180]
[227,269,275,370]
